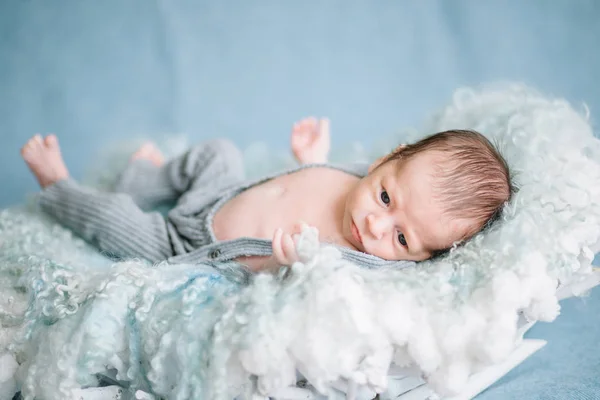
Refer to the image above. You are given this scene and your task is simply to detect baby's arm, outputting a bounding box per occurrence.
[291,117,330,164]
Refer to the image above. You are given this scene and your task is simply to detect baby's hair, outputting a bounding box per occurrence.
[381,129,514,251]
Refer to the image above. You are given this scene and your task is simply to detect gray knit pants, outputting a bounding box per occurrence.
[39,139,245,263]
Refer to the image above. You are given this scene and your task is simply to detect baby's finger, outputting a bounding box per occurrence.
[318,118,330,137]
[291,233,301,246]
[272,227,282,242]
[281,233,298,263]
[272,228,286,264]
[302,117,317,126]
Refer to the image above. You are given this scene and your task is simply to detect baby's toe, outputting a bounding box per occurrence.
[21,136,42,157]
[142,142,157,153]
[134,143,154,158]
[44,134,59,148]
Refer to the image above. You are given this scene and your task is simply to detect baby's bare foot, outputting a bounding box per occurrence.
[21,134,70,188]
[131,142,165,167]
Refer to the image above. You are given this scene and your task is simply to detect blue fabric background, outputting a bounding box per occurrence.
[2,1,599,207]
[1,1,599,398]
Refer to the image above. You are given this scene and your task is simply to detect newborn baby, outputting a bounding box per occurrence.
[21,118,512,272]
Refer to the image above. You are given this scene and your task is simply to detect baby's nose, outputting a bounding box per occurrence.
[366,214,392,240]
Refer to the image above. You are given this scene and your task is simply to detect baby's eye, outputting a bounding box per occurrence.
[397,232,407,246]
[380,190,390,205]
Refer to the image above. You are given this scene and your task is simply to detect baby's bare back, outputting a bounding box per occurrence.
[212,167,358,269]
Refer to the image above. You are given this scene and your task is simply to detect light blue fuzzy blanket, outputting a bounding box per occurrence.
[1,85,599,400]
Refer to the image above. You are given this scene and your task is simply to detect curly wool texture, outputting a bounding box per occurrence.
[0,85,599,399]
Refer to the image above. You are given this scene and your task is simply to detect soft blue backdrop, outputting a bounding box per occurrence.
[1,1,599,207]
[1,1,599,399]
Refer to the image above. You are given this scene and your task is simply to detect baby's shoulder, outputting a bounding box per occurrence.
[304,163,367,177]
[297,165,361,184]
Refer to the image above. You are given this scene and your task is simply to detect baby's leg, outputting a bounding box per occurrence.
[112,142,168,209]
[115,138,245,208]
[39,179,174,262]
[21,134,70,188]
[21,134,174,262]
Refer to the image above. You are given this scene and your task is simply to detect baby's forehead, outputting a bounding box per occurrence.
[393,150,453,179]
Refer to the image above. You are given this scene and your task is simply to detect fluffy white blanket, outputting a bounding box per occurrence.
[0,84,598,400]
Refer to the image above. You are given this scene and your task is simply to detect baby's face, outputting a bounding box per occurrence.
[342,151,471,261]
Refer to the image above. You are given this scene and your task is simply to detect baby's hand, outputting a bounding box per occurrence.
[291,117,330,164]
[269,223,323,269]
[271,222,320,266]
[271,227,302,266]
